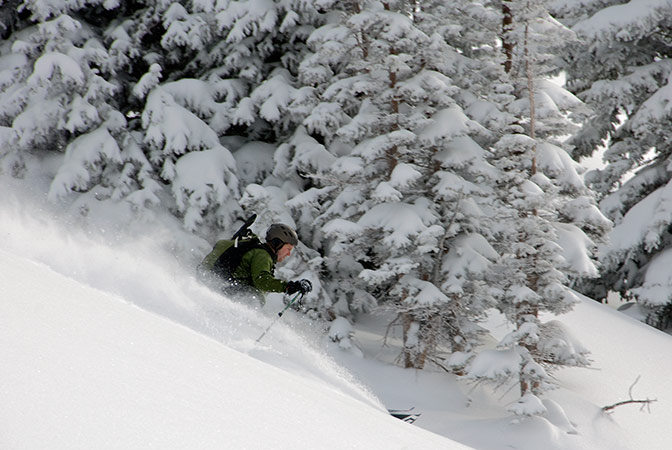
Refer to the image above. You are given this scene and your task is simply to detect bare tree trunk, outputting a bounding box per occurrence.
[502,0,514,73]
[524,23,537,175]
[402,312,415,368]
[401,312,432,370]
[386,45,399,173]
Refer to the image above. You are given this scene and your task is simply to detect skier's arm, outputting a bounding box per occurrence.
[248,250,287,293]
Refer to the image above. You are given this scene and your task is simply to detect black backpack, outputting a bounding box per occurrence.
[211,236,267,282]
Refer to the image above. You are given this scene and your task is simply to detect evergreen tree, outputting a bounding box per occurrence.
[190,0,333,141]
[276,0,504,369]
[463,0,607,415]
[0,1,242,235]
[556,0,672,329]
[0,4,132,202]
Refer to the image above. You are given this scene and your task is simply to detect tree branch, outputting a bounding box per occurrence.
[383,313,401,348]
[602,376,657,413]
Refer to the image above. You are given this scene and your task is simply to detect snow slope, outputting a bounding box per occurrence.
[2,193,672,450]
[332,300,672,450]
[0,249,468,450]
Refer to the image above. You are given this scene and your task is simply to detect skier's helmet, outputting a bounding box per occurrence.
[266,223,298,251]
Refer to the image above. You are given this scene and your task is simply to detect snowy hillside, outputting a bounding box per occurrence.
[2,197,672,450]
[1,249,463,450]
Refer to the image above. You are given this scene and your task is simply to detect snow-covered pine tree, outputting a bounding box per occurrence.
[134,70,240,232]
[0,4,133,206]
[189,0,333,141]
[0,1,243,240]
[277,0,503,369]
[408,0,507,373]
[556,0,672,329]
[464,0,607,415]
[106,1,242,234]
[0,1,240,236]
[111,0,332,238]
[291,0,439,332]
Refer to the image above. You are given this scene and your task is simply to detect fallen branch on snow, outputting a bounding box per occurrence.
[602,376,657,413]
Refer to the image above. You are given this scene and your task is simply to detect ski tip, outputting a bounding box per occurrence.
[388,408,420,424]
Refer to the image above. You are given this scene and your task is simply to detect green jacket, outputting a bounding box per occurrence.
[200,239,287,294]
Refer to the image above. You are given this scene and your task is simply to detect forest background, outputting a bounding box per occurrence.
[1,0,672,417]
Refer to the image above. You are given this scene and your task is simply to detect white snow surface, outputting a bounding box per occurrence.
[1,249,463,450]
[0,196,464,450]
[2,189,672,450]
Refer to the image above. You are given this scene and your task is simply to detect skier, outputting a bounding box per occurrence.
[198,222,312,304]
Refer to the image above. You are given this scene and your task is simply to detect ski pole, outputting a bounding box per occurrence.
[278,291,302,318]
[255,292,302,343]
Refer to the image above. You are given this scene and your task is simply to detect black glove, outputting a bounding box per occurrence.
[286,279,312,295]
